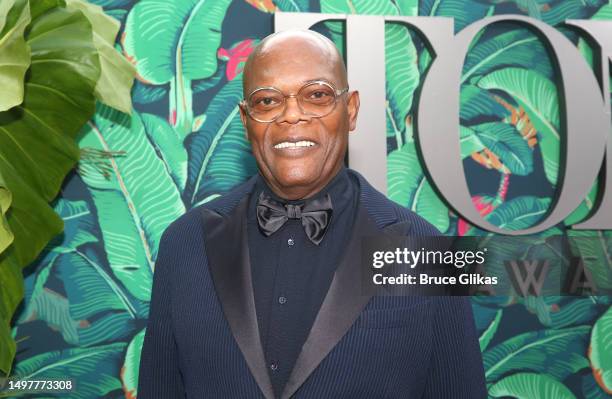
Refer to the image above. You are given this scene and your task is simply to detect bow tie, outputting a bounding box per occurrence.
[256,191,333,245]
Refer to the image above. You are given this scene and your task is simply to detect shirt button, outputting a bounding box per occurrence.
[287,238,295,246]
[278,296,287,304]
[270,363,278,371]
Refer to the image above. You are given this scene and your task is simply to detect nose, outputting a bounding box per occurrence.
[275,96,310,124]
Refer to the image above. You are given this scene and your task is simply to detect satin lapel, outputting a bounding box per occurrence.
[280,201,400,399]
[201,197,275,399]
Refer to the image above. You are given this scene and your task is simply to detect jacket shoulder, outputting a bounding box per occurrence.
[352,169,441,236]
[392,202,442,236]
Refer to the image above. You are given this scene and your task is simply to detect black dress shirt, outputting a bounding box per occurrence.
[247,166,359,398]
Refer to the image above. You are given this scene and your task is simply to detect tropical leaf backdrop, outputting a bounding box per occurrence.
[9,0,612,398]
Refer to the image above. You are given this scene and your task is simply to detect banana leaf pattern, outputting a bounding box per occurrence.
[10,0,612,398]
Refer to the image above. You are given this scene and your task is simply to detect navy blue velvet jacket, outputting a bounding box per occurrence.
[137,168,487,399]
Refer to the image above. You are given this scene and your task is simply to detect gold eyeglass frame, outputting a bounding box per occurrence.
[240,80,349,123]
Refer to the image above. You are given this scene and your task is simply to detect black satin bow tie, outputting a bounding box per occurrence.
[256,191,333,245]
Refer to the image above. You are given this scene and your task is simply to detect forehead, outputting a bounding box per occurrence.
[245,37,342,92]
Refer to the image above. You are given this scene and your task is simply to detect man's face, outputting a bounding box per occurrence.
[239,36,360,200]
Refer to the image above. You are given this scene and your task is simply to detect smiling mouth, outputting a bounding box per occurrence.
[273,140,317,149]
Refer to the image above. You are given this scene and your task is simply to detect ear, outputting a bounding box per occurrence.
[347,90,360,132]
[239,102,250,141]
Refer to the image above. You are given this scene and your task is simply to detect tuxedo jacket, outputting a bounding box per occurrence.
[138,169,487,399]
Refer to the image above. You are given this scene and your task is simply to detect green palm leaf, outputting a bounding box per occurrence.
[460,125,486,158]
[58,250,139,345]
[541,0,594,25]
[123,0,232,134]
[140,113,188,191]
[184,77,257,207]
[472,298,511,326]
[16,258,139,348]
[76,311,137,347]
[529,296,603,328]
[388,142,450,232]
[18,259,79,344]
[0,0,103,374]
[0,0,30,112]
[462,30,552,85]
[480,309,502,351]
[421,0,490,31]
[485,196,550,230]
[589,306,612,394]
[1,2,99,265]
[478,0,542,18]
[465,122,534,175]
[388,142,423,204]
[478,68,560,185]
[0,256,20,378]
[66,0,135,114]
[11,342,127,398]
[544,298,606,329]
[61,245,132,322]
[274,0,310,11]
[0,173,12,255]
[46,199,98,252]
[84,1,131,25]
[78,104,186,301]
[460,85,509,123]
[123,0,230,83]
[16,199,138,346]
[582,372,612,398]
[0,177,11,373]
[489,372,576,399]
[394,0,418,15]
[121,328,145,399]
[483,325,590,382]
[592,3,612,19]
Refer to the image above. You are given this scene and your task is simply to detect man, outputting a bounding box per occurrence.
[138,30,487,398]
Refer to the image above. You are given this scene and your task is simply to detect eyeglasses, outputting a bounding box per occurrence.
[241,80,349,123]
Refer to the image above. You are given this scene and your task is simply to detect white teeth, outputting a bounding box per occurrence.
[274,141,316,149]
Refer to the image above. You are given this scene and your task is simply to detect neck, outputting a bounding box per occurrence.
[263,164,344,201]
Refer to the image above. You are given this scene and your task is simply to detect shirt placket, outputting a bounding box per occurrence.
[265,219,302,386]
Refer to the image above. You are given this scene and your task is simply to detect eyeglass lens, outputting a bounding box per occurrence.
[247,82,337,121]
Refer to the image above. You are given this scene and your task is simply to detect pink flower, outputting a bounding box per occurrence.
[458,196,496,236]
[244,0,276,13]
[218,39,258,81]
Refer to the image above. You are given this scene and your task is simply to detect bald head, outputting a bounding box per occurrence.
[242,30,348,96]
